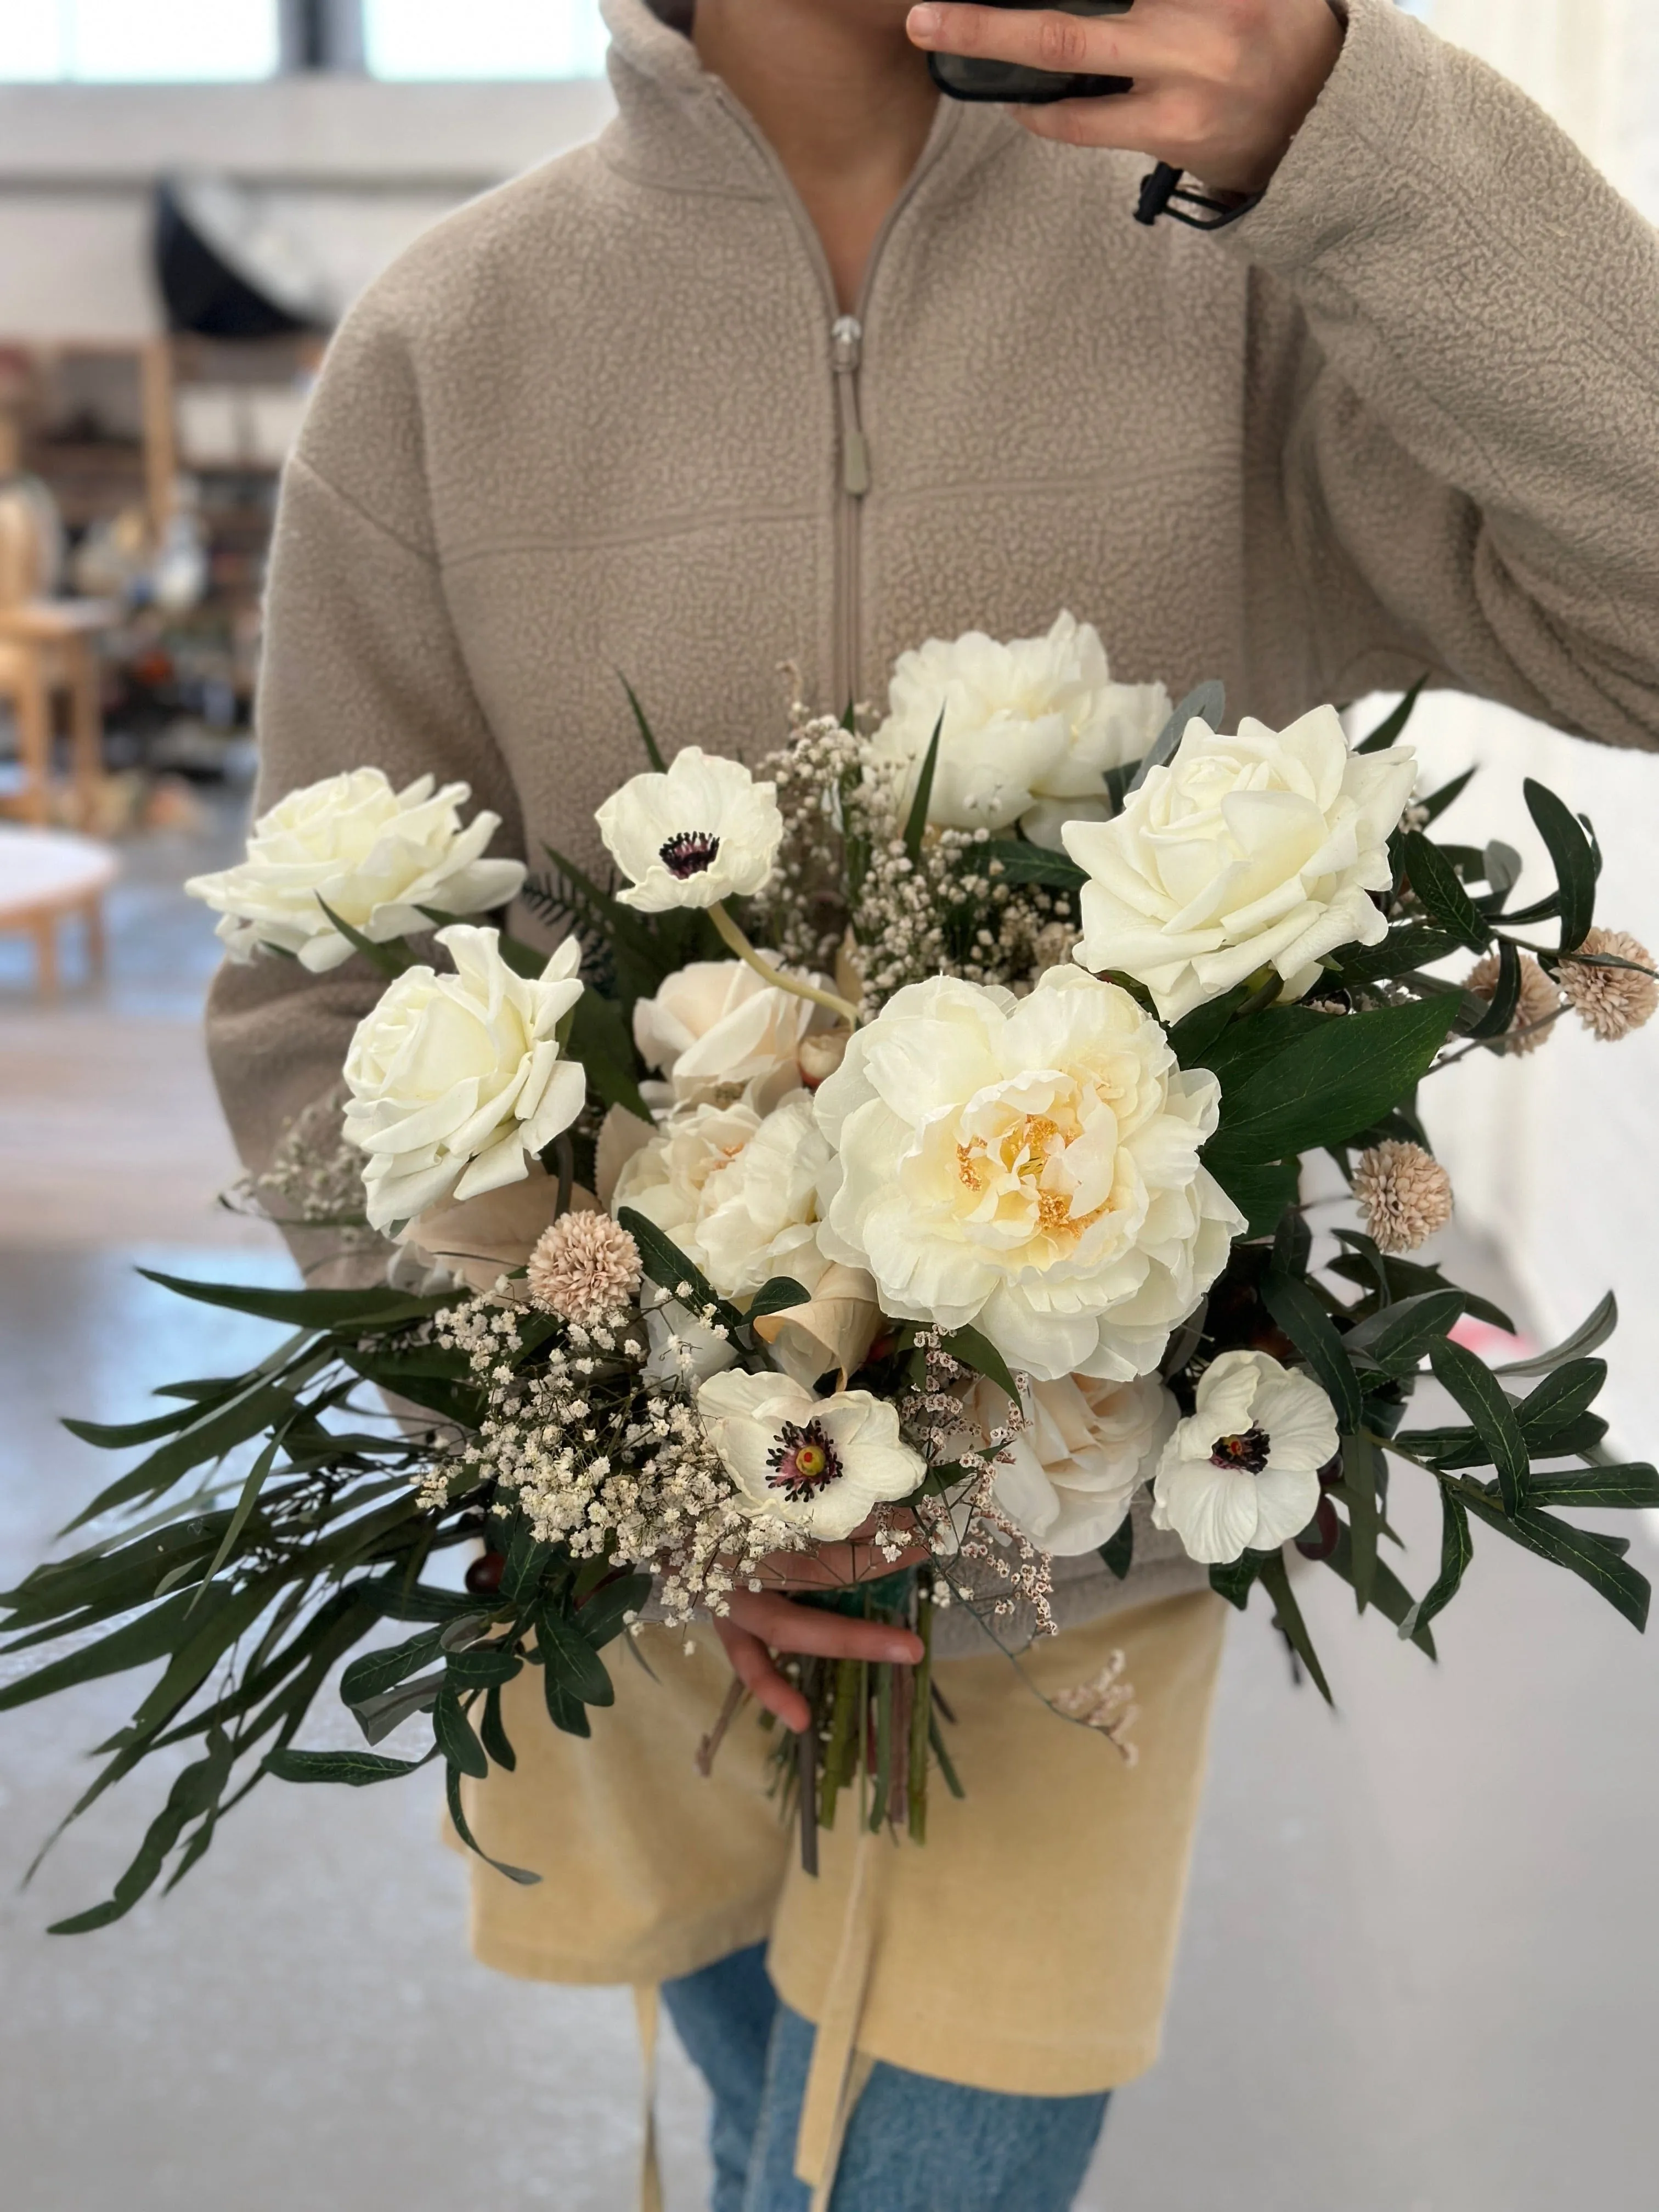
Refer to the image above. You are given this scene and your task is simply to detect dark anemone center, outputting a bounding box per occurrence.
[659,830,721,880]
[1211,1425,1271,1476]
[766,1419,842,1499]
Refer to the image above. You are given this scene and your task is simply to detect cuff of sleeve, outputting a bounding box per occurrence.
[1217,0,1438,274]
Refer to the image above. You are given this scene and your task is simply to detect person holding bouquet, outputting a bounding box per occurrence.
[204,3,1659,2207]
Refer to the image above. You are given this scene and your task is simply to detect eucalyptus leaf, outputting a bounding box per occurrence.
[1524,780,1597,950]
[1343,1289,1466,1378]
[1129,681,1226,792]
[1356,676,1427,755]
[1259,1276,1362,1432]
[1429,1340,1528,1513]
[1207,996,1458,1170]
[1400,832,1490,951]
[1494,1293,1617,1378]
[1400,1485,1473,1643]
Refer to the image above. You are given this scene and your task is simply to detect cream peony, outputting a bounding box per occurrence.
[697,1370,924,1541]
[634,960,832,1109]
[1152,1351,1338,1565]
[1064,708,1418,1023]
[343,926,586,1232]
[186,769,526,974]
[596,749,783,912]
[869,612,1171,844]
[814,966,1244,1385]
[613,1093,880,1386]
[958,1370,1178,1556]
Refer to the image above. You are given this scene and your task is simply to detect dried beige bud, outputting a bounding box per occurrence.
[796,1026,853,1088]
[1465,950,1563,1056]
[1353,1140,1454,1256]
[526,1211,642,1323]
[1559,928,1659,1042]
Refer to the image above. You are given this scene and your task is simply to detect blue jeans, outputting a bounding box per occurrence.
[662,1943,1110,2212]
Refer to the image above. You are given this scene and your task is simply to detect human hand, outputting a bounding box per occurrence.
[713,1522,929,1734]
[906,0,1345,198]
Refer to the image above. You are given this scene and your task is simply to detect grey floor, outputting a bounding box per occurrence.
[2,810,1656,2210]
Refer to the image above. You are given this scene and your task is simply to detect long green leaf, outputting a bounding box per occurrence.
[1356,676,1427,754]
[0,1589,204,1713]
[1258,1550,1334,1705]
[1130,681,1226,792]
[1429,1340,1528,1513]
[1207,996,1458,1169]
[940,1324,1022,1406]
[577,1573,655,1651]
[1324,1525,1437,1657]
[538,1605,617,1707]
[315,899,413,978]
[136,1271,444,1330]
[1335,926,1470,987]
[616,1208,736,1328]
[1400,1485,1474,1642]
[903,710,945,862]
[444,1760,541,1884]
[747,1277,812,1321]
[1259,1276,1362,1432]
[619,672,668,771]
[266,1747,437,1786]
[1493,1293,1617,1378]
[1523,1465,1659,1510]
[1342,1289,1466,1378]
[1340,1432,1382,1613]
[434,1685,489,1778]
[1524,780,1596,950]
[1401,832,1491,951]
[978,842,1087,892]
[340,1629,444,1708]
[1454,1486,1650,1630]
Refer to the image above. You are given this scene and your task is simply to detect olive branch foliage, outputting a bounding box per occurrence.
[3,680,1652,1929]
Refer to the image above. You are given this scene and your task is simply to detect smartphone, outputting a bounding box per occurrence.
[928,0,1135,106]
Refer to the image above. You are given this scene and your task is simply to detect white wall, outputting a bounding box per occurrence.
[0,74,617,336]
[1379,0,1659,1460]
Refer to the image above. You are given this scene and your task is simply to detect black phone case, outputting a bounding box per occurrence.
[928,0,1135,105]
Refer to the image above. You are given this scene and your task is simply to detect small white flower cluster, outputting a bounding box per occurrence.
[751,712,867,974]
[901,1331,1056,1639]
[235,1085,383,1253]
[427,1291,804,1626]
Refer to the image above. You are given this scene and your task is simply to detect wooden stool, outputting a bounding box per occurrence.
[0,827,118,997]
[0,600,121,829]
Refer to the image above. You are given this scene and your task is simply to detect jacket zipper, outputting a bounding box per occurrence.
[831,312,871,714]
[704,84,959,712]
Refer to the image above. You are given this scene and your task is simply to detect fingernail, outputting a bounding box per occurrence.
[908,5,942,42]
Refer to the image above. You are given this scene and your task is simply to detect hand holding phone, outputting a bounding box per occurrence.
[927,0,1135,106]
[907,1,1346,199]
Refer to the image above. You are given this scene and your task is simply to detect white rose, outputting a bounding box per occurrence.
[1152,1351,1338,1565]
[614,1093,881,1385]
[869,612,1171,843]
[634,960,832,1109]
[185,768,525,974]
[958,1370,1177,1556]
[697,1370,924,1542]
[1064,708,1418,1024]
[343,925,586,1232]
[596,748,783,912]
[815,966,1244,1386]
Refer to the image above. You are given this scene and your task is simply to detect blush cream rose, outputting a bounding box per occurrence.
[870,611,1171,845]
[957,1370,1178,1555]
[186,768,526,973]
[633,959,834,1110]
[1064,708,1418,1023]
[343,925,585,1233]
[814,966,1244,1385]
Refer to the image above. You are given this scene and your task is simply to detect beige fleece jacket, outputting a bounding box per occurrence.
[208,0,1659,1638]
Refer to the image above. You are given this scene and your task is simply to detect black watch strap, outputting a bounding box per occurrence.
[1135,161,1263,232]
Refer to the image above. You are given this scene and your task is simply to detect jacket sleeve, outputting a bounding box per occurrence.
[1226,0,1659,747]
[205,297,525,1187]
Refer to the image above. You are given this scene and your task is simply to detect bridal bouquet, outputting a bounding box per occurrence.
[6,616,1656,1926]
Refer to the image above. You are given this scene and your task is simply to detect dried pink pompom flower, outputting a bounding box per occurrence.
[1465,950,1562,1057]
[1559,928,1659,1043]
[526,1212,642,1324]
[1353,1140,1454,1256]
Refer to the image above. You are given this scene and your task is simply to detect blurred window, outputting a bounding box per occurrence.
[0,0,281,82]
[364,0,609,80]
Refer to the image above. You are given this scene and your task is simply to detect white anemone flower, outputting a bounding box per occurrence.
[1152,1351,1339,1565]
[342,926,586,1232]
[868,612,1170,844]
[185,768,526,973]
[814,966,1244,1386]
[1064,707,1418,1023]
[697,1370,925,1541]
[596,749,784,912]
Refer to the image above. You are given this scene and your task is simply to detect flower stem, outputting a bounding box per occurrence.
[708,901,861,1028]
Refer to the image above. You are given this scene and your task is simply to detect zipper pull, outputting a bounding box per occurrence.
[831,314,871,500]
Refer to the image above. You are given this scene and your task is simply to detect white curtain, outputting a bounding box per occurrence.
[1375,1,1659,1454]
